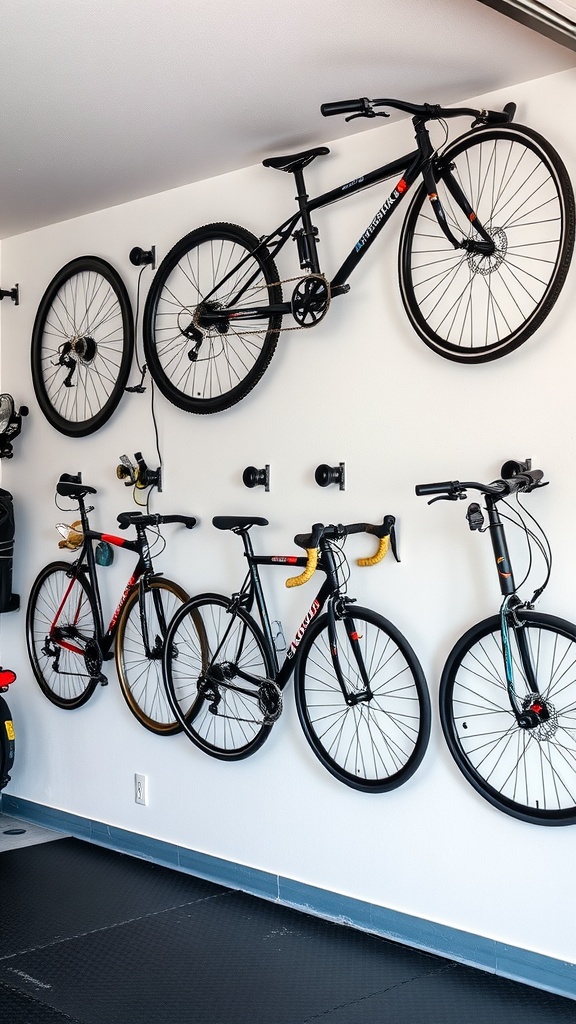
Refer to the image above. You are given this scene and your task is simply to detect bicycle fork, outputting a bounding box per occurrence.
[327,599,373,706]
[500,597,556,733]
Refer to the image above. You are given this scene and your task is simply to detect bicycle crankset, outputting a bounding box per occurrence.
[258,679,283,722]
[291,275,330,327]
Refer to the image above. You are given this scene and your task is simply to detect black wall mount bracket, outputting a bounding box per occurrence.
[243,465,270,491]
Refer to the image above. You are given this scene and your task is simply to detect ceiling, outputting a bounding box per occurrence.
[0,0,575,241]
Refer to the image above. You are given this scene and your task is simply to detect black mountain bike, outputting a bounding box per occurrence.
[26,473,197,735]
[141,96,574,414]
[416,461,576,826]
[162,515,431,792]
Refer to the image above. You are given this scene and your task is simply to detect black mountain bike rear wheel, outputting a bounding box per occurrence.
[440,610,576,825]
[295,606,431,792]
[163,594,276,759]
[26,561,100,709]
[31,257,134,436]
[399,124,575,362]
[143,223,283,414]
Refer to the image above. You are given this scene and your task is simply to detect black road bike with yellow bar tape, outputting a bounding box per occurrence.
[0,668,16,790]
[26,473,199,735]
[416,460,576,825]
[141,96,574,414]
[162,515,431,792]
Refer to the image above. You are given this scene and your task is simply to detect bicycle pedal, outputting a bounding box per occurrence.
[92,675,108,686]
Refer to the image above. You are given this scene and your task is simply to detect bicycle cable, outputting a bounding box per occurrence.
[129,264,164,509]
[498,492,552,601]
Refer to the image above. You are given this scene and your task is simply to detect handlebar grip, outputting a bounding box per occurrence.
[286,547,319,588]
[504,469,544,492]
[321,98,367,117]
[415,481,457,496]
[357,535,389,567]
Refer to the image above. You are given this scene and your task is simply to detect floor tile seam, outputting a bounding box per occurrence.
[0,976,83,1022]
[0,888,233,963]
[300,962,460,1021]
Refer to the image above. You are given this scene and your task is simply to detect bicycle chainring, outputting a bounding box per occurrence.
[291,275,330,327]
[258,679,283,722]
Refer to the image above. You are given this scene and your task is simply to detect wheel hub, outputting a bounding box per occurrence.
[519,693,558,739]
[71,335,97,365]
[467,227,507,276]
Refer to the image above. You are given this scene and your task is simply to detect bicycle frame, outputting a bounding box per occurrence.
[484,493,541,720]
[220,529,372,703]
[198,116,495,326]
[53,510,153,663]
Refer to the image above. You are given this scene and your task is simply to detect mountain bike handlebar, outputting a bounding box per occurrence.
[320,96,516,126]
[415,468,544,502]
[287,516,397,588]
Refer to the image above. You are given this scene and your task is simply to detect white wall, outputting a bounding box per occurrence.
[2,69,576,964]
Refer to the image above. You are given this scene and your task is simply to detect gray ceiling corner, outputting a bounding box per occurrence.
[0,0,575,240]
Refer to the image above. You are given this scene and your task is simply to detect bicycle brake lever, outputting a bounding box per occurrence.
[345,110,390,122]
[428,492,465,505]
[389,523,400,562]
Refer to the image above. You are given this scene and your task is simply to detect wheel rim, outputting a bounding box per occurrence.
[149,236,278,407]
[444,618,576,821]
[118,584,188,734]
[32,259,132,434]
[28,569,97,706]
[299,613,427,790]
[166,599,272,757]
[402,130,570,358]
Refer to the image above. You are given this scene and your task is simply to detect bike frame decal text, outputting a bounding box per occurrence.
[108,573,138,632]
[354,179,407,252]
[289,598,321,655]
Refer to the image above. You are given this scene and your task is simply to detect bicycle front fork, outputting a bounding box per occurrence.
[500,597,550,730]
[328,599,373,706]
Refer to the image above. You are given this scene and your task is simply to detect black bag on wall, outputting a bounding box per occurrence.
[0,489,18,613]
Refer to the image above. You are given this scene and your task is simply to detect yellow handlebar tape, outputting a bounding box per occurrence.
[357,534,389,567]
[286,548,318,588]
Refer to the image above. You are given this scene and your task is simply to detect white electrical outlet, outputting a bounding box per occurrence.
[134,773,147,805]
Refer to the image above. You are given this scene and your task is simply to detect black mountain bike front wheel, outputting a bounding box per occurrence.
[399,123,575,362]
[143,223,283,414]
[295,606,431,792]
[115,578,190,736]
[31,257,134,436]
[26,561,100,709]
[163,594,277,759]
[440,610,576,825]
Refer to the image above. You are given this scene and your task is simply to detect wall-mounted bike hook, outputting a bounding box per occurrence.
[117,452,162,493]
[315,463,346,490]
[129,246,156,269]
[0,285,19,305]
[243,465,270,491]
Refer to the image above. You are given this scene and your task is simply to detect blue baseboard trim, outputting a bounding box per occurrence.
[3,794,575,1001]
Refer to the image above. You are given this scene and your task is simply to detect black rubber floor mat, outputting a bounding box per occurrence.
[0,837,226,957]
[0,980,84,1023]
[1,838,574,1024]
[0,890,452,1024]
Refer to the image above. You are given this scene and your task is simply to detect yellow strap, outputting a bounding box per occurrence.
[357,535,389,567]
[286,548,318,588]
